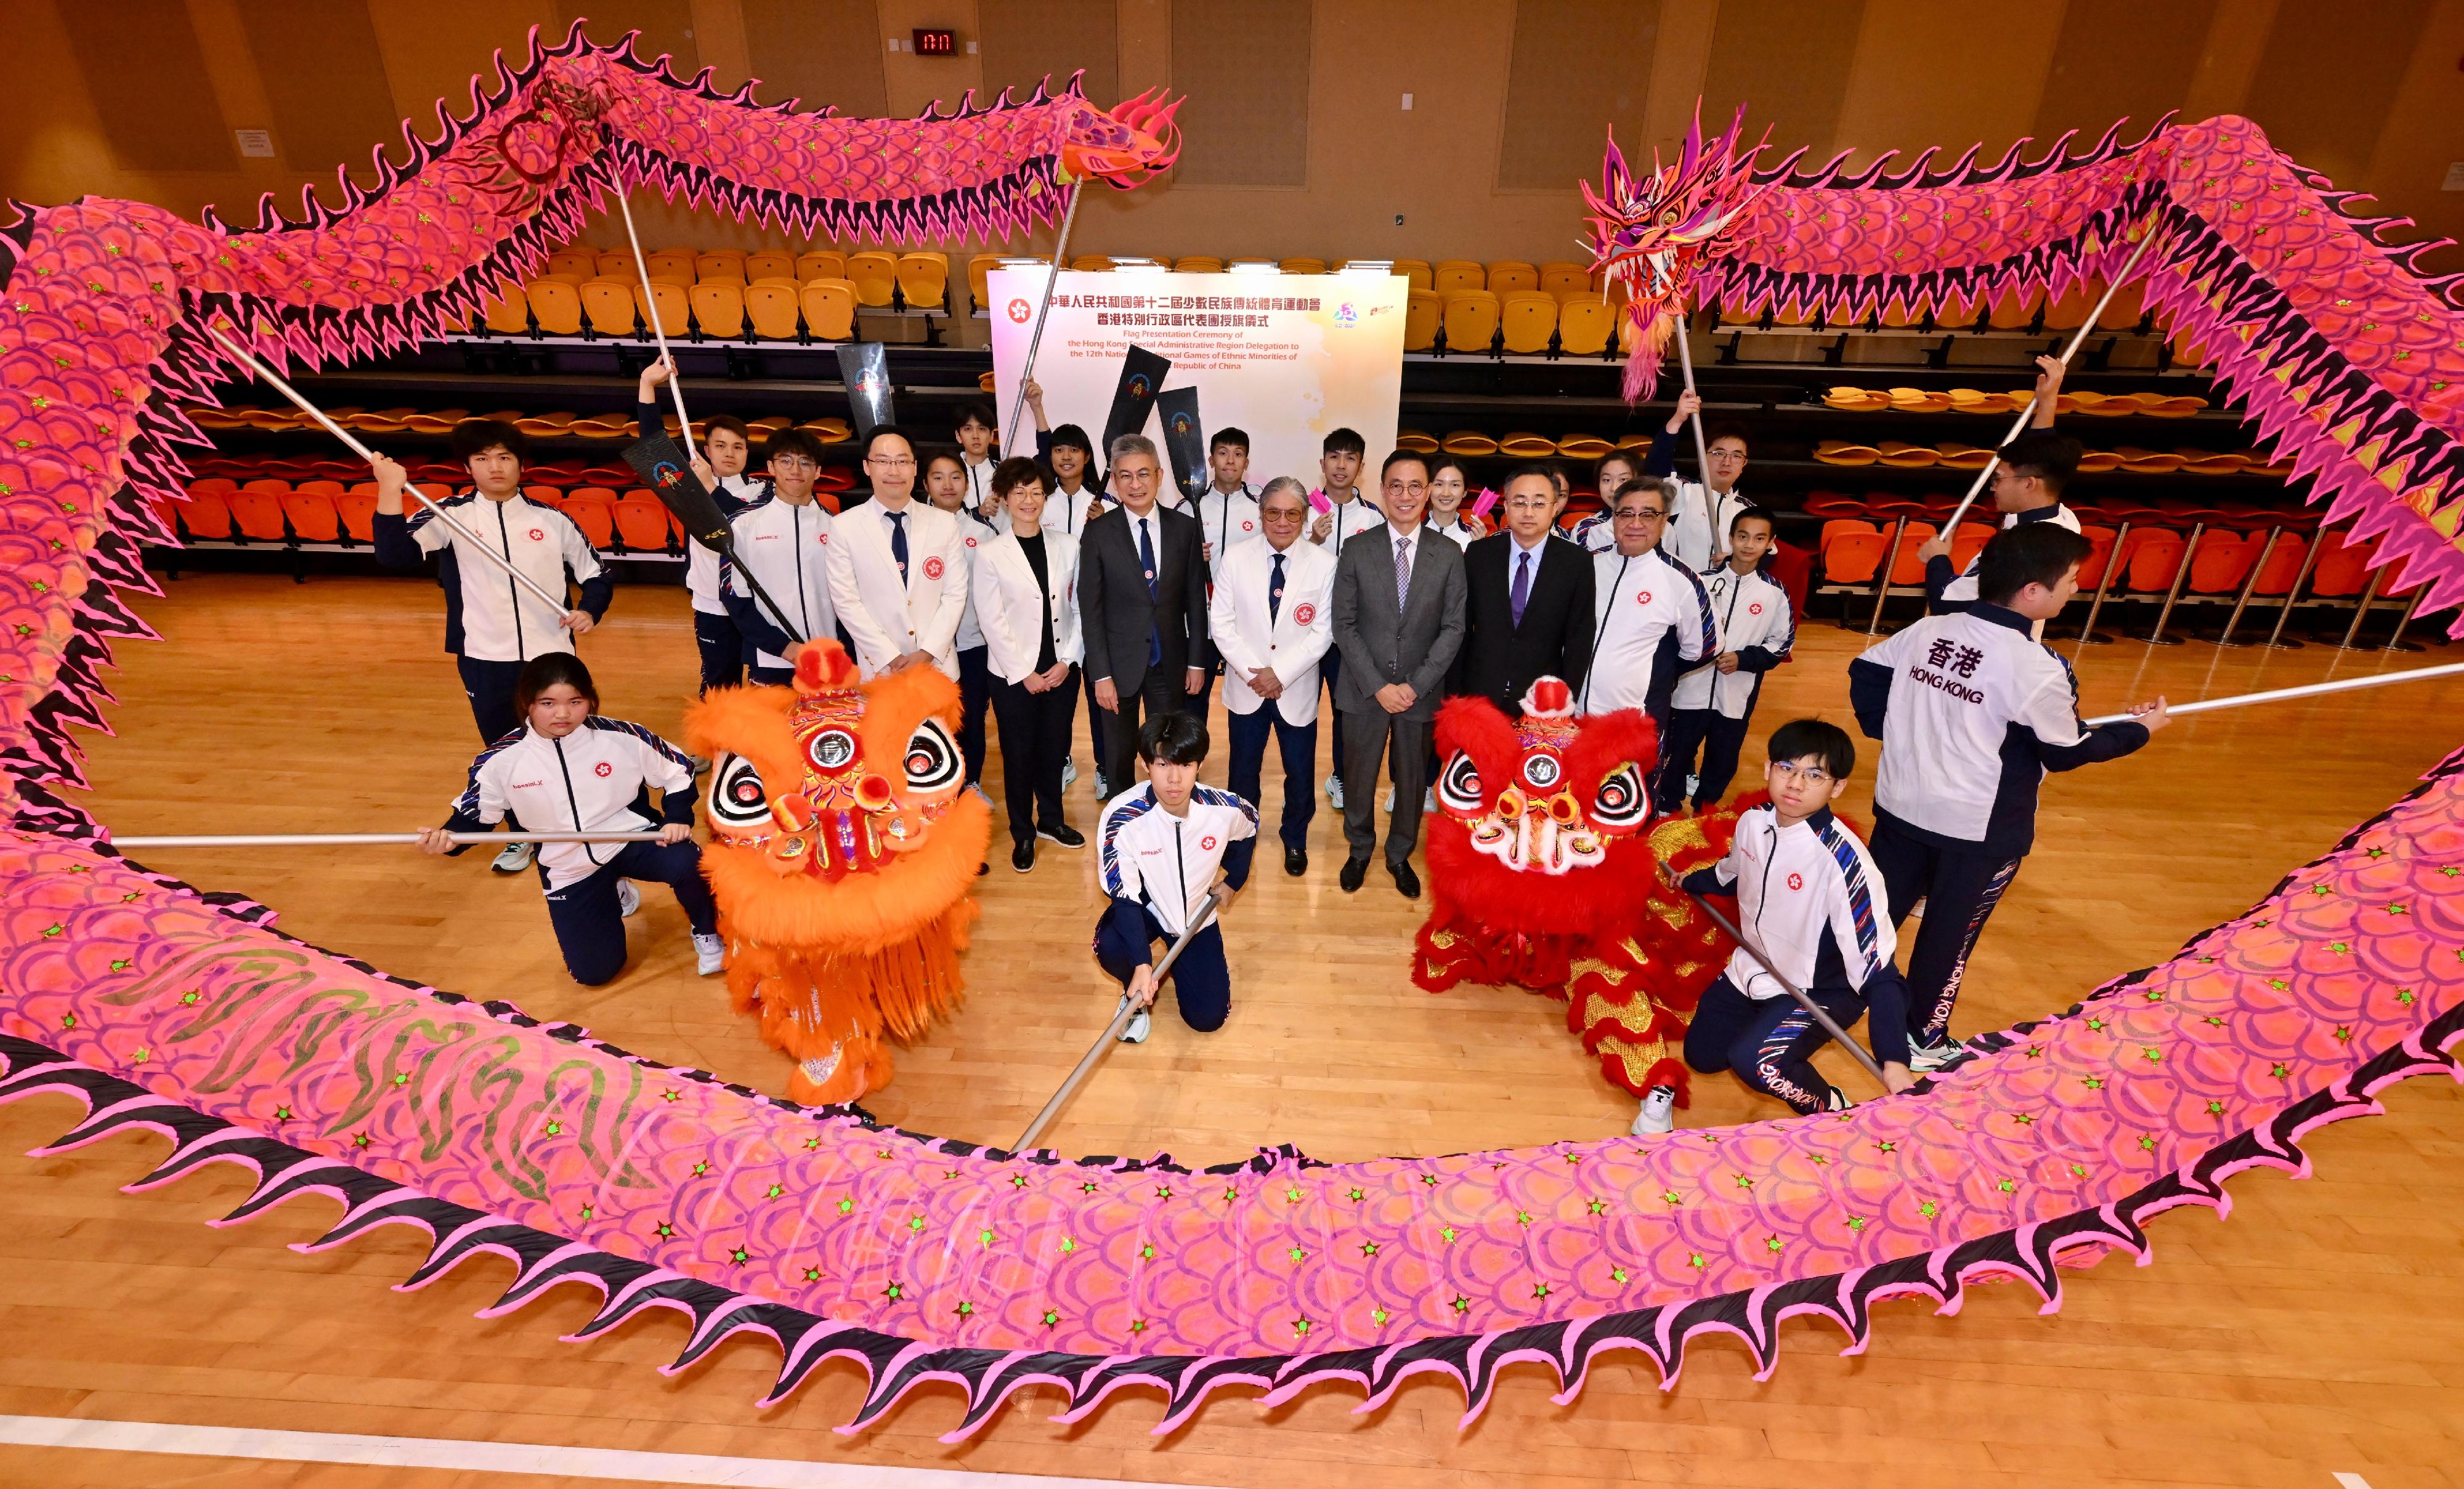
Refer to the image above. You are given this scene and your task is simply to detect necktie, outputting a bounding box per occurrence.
[1139,518,1163,668]
[1395,533,1413,612]
[1268,551,1286,623]
[1510,548,1532,627]
[887,509,908,583]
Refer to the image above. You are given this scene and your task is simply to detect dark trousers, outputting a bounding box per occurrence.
[1339,707,1430,869]
[1869,815,2025,1047]
[1226,703,1317,851]
[456,654,526,745]
[1320,650,1346,767]
[694,609,745,695]
[1660,708,1754,811]
[1641,700,1685,813]
[990,667,1076,845]
[958,644,993,787]
[1093,903,1231,1031]
[1684,974,1863,1115]
[1099,668,1186,802]
[541,839,719,987]
[1077,668,1108,783]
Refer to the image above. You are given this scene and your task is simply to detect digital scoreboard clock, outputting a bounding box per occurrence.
[912,28,956,56]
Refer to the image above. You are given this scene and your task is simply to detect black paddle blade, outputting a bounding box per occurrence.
[623,435,729,546]
[837,342,895,437]
[1156,386,1206,499]
[1100,344,1171,460]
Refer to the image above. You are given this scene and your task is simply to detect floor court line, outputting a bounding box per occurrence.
[0,1414,1233,1488]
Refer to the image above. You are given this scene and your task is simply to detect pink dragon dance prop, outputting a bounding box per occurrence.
[0,29,2458,1435]
[1586,108,2464,633]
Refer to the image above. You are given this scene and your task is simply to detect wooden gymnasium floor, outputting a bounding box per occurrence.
[4,571,2462,1489]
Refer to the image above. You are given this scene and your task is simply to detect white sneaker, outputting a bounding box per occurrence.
[1116,995,1151,1044]
[1062,755,1077,787]
[617,879,641,918]
[693,932,725,975]
[1630,1083,1676,1136]
[1907,1035,1969,1073]
[1823,1086,1854,1113]
[490,841,535,874]
[687,753,712,777]
[1327,776,1345,809]
[967,781,992,806]
[1094,773,1113,801]
[1422,788,1435,813]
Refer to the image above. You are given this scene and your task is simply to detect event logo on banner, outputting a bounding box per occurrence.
[988,269,1408,495]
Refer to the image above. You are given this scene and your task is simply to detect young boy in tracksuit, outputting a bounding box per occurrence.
[1661,506,1793,812]
[719,428,837,686]
[638,359,764,693]
[1850,523,2170,1071]
[1095,712,1258,1044]
[1642,717,1913,1134]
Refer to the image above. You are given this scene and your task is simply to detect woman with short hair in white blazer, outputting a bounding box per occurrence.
[975,456,1087,872]
[824,426,970,681]
[1208,477,1337,877]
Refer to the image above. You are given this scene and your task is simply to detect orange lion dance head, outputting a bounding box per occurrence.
[686,640,992,1105]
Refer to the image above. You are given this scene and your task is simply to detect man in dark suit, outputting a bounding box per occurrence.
[1453,465,1595,714]
[1079,434,1210,798]
[1330,449,1467,898]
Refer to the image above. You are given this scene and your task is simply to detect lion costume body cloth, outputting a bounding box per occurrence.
[1413,680,1749,1102]
[687,642,991,1105]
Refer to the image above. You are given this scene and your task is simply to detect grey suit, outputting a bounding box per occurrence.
[1330,522,1467,868]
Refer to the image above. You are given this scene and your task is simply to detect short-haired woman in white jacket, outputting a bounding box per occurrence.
[972,456,1087,873]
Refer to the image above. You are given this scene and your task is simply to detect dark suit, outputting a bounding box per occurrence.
[1452,532,1595,715]
[1079,501,1210,791]
[1331,522,1467,869]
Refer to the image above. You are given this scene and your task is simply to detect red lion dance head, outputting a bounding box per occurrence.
[687,641,992,1105]
[1415,680,1738,1101]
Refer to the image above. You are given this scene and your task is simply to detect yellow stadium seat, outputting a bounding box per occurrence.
[642,280,690,339]
[2043,282,2099,331]
[1392,258,1433,293]
[1557,294,1613,355]
[1070,255,1113,272]
[691,280,747,337]
[1539,262,1592,302]
[1442,290,1499,355]
[801,278,857,340]
[1432,260,1484,294]
[525,278,582,336]
[1404,289,1441,351]
[1279,257,1327,275]
[896,252,949,311]
[580,279,638,336]
[482,288,531,336]
[536,268,587,286]
[696,250,747,284]
[846,251,898,307]
[796,250,846,283]
[595,251,633,279]
[1499,291,1557,354]
[1174,256,1224,273]
[745,278,801,339]
[968,253,1000,313]
[1486,261,1539,295]
[645,249,697,287]
[2097,281,2146,330]
[548,249,596,280]
[745,251,796,283]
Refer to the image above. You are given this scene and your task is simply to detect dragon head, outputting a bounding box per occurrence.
[1061,86,1183,189]
[686,640,990,948]
[1583,103,1767,402]
[1433,679,1656,876]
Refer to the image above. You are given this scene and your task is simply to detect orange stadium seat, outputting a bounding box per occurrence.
[282,489,339,543]
[692,281,747,337]
[1279,257,1327,275]
[562,498,616,550]
[2308,532,2377,597]
[1486,260,1539,295]
[1403,289,1441,352]
[2125,529,2186,592]
[525,279,583,335]
[645,249,697,286]
[745,279,802,339]
[547,249,596,280]
[580,280,638,336]
[1885,523,1938,586]
[2073,526,2120,590]
[1432,260,1484,294]
[1442,291,1500,355]
[334,489,377,544]
[482,289,531,336]
[695,250,747,284]
[796,249,847,284]
[801,279,857,341]
[639,281,689,339]
[1175,256,1225,274]
[228,488,288,543]
[615,493,678,553]
[179,488,235,540]
[846,251,898,307]
[896,252,949,310]
[594,251,634,279]
[968,254,1000,313]
[1499,291,1557,354]
[1823,531,1889,585]
[2097,281,2147,330]
[2187,529,2259,594]
[1538,262,1592,302]
[745,251,796,283]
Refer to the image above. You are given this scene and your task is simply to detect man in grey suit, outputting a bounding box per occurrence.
[1079,434,1210,799]
[1330,449,1466,898]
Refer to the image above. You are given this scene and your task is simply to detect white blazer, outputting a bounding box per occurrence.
[1208,537,1336,725]
[824,499,969,679]
[973,530,1085,684]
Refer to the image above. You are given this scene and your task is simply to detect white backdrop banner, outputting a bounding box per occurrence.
[987,268,1408,493]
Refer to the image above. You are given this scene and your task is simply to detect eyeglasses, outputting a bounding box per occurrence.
[1615,509,1666,522]
[1504,496,1554,512]
[1770,759,1834,786]
[770,456,818,472]
[866,454,915,469]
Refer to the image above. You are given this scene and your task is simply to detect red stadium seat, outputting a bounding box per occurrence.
[1823,532,1890,585]
[2245,530,2311,597]
[2124,530,2186,592]
[1946,522,1991,574]
[2308,533,2377,597]
[2075,526,2121,590]
[2186,530,2257,594]
[188,476,239,498]
[282,491,340,543]
[227,490,290,543]
[1818,519,1879,557]
[334,490,378,544]
[241,477,291,497]
[179,490,233,540]
[563,499,615,550]
[614,494,676,553]
[1885,523,1937,586]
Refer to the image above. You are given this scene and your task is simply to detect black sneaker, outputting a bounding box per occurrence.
[1011,841,1035,873]
[1037,822,1085,849]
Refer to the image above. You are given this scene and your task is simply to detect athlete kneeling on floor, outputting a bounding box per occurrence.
[1640,717,1915,1133]
[420,653,724,985]
[1094,712,1258,1043]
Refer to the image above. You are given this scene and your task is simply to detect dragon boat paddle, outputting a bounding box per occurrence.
[614,192,697,463]
[106,831,670,849]
[202,324,576,618]
[1013,887,1224,1153]
[620,434,809,648]
[1936,224,2160,536]
[1001,180,1084,458]
[1664,871,1892,1090]
[2083,660,2464,726]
